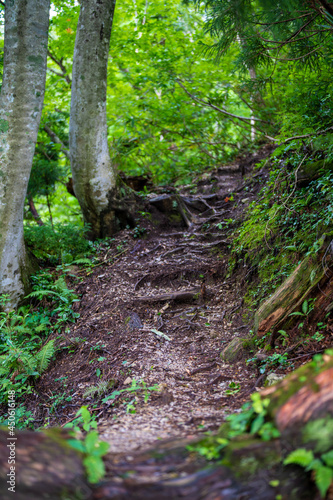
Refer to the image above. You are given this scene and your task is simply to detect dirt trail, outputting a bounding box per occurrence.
[32,153,268,455]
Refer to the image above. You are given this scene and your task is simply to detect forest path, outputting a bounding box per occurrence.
[33,152,268,455]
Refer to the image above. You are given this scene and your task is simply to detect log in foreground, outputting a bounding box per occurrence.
[1,356,333,499]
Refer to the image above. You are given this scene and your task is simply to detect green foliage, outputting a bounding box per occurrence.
[66,407,109,484]
[101,379,160,413]
[0,295,55,406]
[247,352,290,375]
[28,271,80,328]
[83,380,116,399]
[234,161,333,309]
[28,142,67,200]
[24,222,92,264]
[189,392,280,461]
[284,448,333,498]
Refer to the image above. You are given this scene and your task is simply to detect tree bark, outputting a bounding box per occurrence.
[254,236,332,345]
[28,197,44,226]
[69,0,120,240]
[0,0,50,308]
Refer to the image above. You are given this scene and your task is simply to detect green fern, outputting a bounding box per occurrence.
[35,340,55,374]
[70,258,92,266]
[322,451,333,467]
[314,466,333,498]
[27,289,63,300]
[284,448,314,468]
[83,380,115,398]
[18,353,38,375]
[54,276,68,291]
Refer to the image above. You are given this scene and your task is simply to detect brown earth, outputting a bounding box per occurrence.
[26,146,318,454]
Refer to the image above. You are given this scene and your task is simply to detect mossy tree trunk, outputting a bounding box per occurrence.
[254,237,332,345]
[0,0,50,308]
[70,0,129,240]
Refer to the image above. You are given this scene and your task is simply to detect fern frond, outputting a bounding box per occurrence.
[83,385,99,398]
[83,380,114,398]
[70,258,92,266]
[284,448,314,468]
[54,276,68,291]
[35,340,55,374]
[27,290,61,300]
[314,466,333,499]
[18,353,37,374]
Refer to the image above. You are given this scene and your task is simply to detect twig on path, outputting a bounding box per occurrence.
[135,288,201,303]
[190,363,217,376]
[86,247,130,274]
[134,274,150,291]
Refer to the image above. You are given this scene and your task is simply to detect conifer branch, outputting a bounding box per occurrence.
[176,79,270,124]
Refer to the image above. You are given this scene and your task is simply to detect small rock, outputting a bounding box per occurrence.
[265,373,285,386]
[123,377,132,385]
[220,336,253,362]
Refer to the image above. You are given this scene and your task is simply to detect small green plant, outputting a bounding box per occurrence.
[276,330,289,347]
[132,225,147,239]
[188,392,280,461]
[0,404,34,429]
[312,332,325,342]
[101,379,159,412]
[225,381,241,396]
[28,272,80,329]
[65,407,109,483]
[83,380,116,399]
[284,448,333,498]
[290,299,316,330]
[247,352,290,375]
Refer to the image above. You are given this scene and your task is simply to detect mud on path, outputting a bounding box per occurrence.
[30,153,269,455]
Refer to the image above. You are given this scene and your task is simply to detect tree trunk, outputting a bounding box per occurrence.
[0,0,50,308]
[69,0,121,240]
[254,236,332,346]
[28,197,44,226]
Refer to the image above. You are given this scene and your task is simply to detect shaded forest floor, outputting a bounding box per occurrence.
[26,146,325,459]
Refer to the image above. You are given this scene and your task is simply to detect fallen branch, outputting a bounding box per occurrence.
[190,362,217,376]
[135,288,201,303]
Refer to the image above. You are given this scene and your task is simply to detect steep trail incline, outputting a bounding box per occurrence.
[31,153,268,454]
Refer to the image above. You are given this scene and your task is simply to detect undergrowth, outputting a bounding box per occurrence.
[232,141,333,310]
[24,222,93,265]
[0,268,81,427]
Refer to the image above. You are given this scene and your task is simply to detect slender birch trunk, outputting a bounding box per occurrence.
[0,0,50,308]
[69,0,119,240]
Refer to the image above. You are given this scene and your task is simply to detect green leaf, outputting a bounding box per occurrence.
[35,340,55,374]
[322,450,333,467]
[83,455,105,484]
[67,438,86,453]
[314,466,333,498]
[250,414,264,435]
[84,430,100,454]
[284,449,314,468]
[302,301,309,315]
